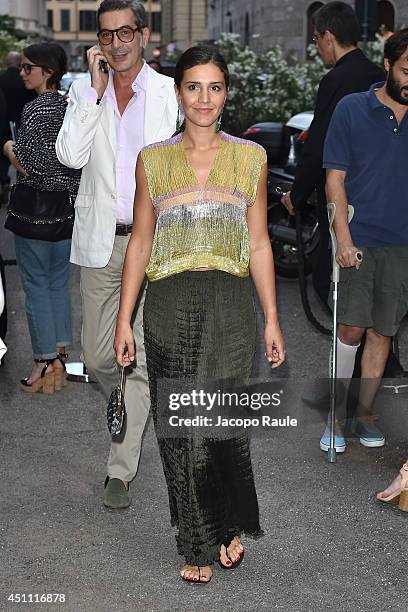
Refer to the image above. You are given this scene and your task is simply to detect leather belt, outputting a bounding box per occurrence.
[115,223,133,236]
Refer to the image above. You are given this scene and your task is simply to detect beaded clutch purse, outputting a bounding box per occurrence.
[107,366,126,436]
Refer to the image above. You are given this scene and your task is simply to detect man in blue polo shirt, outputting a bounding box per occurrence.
[322,28,408,451]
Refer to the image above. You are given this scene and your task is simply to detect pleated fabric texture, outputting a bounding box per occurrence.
[141,132,267,281]
[143,270,263,566]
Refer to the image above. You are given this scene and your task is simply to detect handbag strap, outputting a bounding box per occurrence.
[118,366,125,398]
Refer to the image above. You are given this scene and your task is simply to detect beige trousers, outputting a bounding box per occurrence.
[80,235,150,483]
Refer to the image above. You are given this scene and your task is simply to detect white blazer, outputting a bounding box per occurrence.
[56,65,178,268]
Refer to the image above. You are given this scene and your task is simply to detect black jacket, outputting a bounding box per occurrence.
[0,67,36,126]
[291,48,384,208]
[0,88,8,148]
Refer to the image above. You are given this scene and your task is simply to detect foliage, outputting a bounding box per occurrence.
[0,15,26,37]
[361,33,386,68]
[213,32,390,135]
[215,33,327,135]
[164,49,183,64]
[160,31,388,135]
[0,15,37,68]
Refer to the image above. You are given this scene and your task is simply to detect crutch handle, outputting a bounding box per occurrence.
[327,203,339,282]
[327,202,356,279]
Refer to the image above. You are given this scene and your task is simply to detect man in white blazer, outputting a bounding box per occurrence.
[56,0,178,509]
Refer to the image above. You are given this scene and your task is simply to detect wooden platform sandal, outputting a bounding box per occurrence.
[54,352,68,391]
[20,359,55,394]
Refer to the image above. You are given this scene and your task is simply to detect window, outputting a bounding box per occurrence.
[378,0,395,32]
[47,10,53,30]
[151,12,161,34]
[244,12,250,47]
[60,9,70,32]
[226,10,232,34]
[79,10,97,32]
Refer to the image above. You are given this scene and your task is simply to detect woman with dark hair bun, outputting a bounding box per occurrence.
[3,42,81,393]
[114,45,285,583]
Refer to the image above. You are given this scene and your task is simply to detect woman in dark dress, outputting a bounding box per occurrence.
[114,46,285,583]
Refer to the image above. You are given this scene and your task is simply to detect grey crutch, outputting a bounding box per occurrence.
[326,203,362,463]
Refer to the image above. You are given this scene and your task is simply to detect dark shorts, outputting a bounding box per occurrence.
[337,245,408,337]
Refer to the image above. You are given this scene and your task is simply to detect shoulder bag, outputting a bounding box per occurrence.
[4,183,74,242]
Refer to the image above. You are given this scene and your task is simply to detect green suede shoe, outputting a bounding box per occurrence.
[103,477,131,509]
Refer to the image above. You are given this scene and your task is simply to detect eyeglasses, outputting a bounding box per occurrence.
[21,63,46,75]
[312,31,326,44]
[97,26,142,46]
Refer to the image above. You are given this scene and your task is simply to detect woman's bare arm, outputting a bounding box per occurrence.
[114,156,156,365]
[248,163,285,367]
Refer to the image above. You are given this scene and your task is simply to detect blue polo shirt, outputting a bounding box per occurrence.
[323,82,408,247]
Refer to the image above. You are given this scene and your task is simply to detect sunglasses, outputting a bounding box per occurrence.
[21,63,46,75]
[97,25,142,46]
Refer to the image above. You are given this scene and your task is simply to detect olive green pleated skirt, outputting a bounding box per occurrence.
[143,271,263,566]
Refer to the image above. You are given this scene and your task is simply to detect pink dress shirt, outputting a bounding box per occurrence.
[84,62,148,224]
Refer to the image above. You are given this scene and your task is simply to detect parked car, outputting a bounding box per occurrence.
[242,111,314,170]
[159,63,176,78]
[242,122,290,167]
[243,111,317,278]
[285,111,314,170]
[59,72,90,100]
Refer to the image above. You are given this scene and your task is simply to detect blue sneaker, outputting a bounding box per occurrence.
[351,416,385,448]
[319,423,346,453]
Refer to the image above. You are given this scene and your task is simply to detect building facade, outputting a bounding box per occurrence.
[0,0,50,38]
[47,0,162,70]
[161,0,208,52]
[208,0,407,60]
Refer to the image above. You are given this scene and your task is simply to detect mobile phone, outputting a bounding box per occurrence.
[9,121,18,141]
[99,60,109,73]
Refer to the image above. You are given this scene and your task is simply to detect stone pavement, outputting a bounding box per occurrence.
[1,208,408,612]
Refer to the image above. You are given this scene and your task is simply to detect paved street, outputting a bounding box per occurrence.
[1,207,408,612]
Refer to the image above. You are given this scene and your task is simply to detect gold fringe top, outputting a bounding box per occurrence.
[141,131,267,281]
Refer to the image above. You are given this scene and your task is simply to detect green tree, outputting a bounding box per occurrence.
[0,15,38,68]
[215,33,326,135]
[361,33,386,67]
[168,32,385,136]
